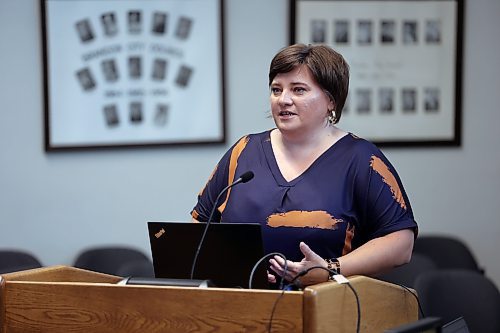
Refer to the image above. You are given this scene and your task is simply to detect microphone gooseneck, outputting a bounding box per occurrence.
[190,171,254,280]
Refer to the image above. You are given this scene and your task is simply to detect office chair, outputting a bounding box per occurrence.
[414,269,500,333]
[378,253,437,288]
[116,259,155,278]
[74,246,153,276]
[0,250,43,274]
[413,235,483,273]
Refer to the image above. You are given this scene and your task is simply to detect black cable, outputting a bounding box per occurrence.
[249,252,288,290]
[249,252,289,333]
[346,282,361,333]
[290,266,361,333]
[268,288,287,333]
[397,284,426,318]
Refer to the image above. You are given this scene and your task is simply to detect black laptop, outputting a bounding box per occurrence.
[147,221,269,289]
[385,316,470,333]
[385,317,442,333]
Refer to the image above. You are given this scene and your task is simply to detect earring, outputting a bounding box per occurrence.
[328,109,336,124]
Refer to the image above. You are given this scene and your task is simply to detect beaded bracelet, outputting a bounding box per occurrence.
[325,258,341,281]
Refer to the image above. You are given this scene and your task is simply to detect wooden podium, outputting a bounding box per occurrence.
[0,266,417,333]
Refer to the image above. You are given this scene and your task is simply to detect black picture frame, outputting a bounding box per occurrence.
[41,0,226,151]
[290,0,464,147]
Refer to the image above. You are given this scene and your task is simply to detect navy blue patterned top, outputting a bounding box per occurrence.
[192,130,417,262]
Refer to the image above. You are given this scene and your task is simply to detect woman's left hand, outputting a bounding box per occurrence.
[269,242,329,287]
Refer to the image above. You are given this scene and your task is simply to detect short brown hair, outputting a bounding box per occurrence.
[269,44,350,124]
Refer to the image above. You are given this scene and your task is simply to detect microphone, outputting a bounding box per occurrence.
[190,170,254,280]
[236,170,254,184]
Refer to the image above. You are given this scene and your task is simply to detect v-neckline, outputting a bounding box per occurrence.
[262,130,350,187]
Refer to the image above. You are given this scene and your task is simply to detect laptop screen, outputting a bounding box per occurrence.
[148,222,269,289]
[442,317,470,333]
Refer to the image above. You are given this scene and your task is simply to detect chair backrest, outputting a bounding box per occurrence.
[0,250,43,274]
[414,269,500,333]
[413,236,482,272]
[116,259,155,278]
[74,246,152,276]
[379,253,437,288]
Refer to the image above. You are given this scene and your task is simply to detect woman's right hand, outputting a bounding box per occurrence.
[267,271,277,284]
